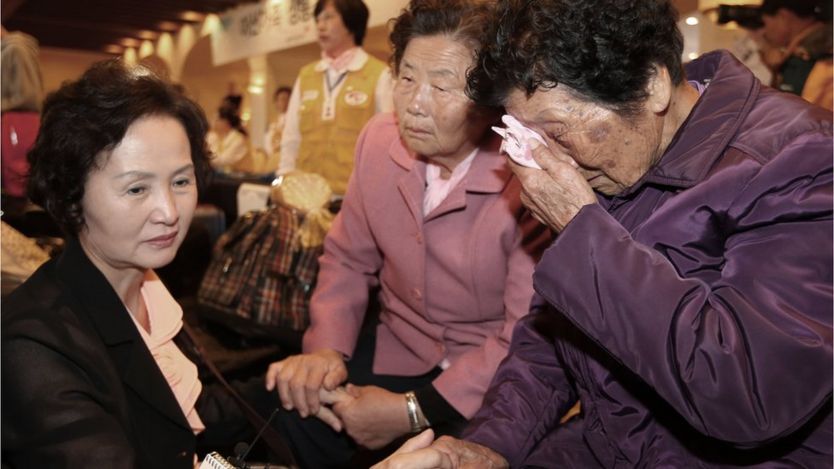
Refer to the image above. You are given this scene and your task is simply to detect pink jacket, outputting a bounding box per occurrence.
[303,113,550,417]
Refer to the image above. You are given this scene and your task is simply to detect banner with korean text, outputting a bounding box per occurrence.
[211,0,408,66]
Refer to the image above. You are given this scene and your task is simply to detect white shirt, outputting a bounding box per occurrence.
[207,129,248,171]
[278,48,394,175]
[263,113,287,155]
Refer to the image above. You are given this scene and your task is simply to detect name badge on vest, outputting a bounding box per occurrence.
[302,90,319,101]
[344,90,369,107]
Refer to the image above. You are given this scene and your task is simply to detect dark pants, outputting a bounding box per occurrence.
[270,327,466,468]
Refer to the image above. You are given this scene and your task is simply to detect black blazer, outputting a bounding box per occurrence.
[1,238,261,468]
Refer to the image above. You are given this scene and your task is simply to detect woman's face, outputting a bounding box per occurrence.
[394,34,490,165]
[79,115,197,277]
[316,1,354,57]
[274,91,290,113]
[504,86,663,196]
[761,11,791,48]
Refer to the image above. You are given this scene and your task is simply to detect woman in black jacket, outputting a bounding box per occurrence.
[1,60,277,468]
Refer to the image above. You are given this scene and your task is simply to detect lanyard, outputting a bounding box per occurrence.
[323,71,348,121]
[325,71,347,94]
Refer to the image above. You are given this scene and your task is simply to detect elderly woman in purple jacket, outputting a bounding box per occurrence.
[375,0,833,468]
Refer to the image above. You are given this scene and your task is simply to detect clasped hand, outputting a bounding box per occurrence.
[371,430,508,469]
[265,350,411,448]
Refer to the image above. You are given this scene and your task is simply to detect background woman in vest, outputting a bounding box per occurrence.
[277,0,394,196]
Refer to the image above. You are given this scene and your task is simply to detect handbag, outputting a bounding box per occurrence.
[197,205,321,332]
[197,172,333,334]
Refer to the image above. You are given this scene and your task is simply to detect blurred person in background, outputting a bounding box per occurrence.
[278,0,394,196]
[206,104,255,173]
[1,30,43,212]
[759,0,832,109]
[375,0,832,467]
[263,85,292,172]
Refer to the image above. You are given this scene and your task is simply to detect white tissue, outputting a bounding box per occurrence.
[491,114,546,170]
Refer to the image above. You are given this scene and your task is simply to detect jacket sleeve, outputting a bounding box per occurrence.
[301,120,383,358]
[2,334,136,468]
[431,208,552,418]
[462,303,579,467]
[533,134,833,446]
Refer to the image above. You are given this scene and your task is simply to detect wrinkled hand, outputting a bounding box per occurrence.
[332,384,411,449]
[265,349,347,418]
[298,386,354,432]
[432,436,509,469]
[509,138,597,233]
[371,430,453,469]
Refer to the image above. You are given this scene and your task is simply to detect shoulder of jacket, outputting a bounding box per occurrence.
[730,88,832,165]
[3,263,76,335]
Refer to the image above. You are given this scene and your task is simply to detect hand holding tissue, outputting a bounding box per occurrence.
[491,114,546,170]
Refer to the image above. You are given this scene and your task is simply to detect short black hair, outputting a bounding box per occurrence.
[314,0,370,46]
[467,0,685,116]
[389,0,493,76]
[273,86,292,99]
[217,104,247,136]
[27,59,212,236]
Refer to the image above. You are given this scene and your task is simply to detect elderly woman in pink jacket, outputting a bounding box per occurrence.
[263,0,550,467]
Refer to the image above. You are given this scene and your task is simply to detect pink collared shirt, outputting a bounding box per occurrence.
[130,271,205,435]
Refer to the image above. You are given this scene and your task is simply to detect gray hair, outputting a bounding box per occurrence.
[2,32,44,113]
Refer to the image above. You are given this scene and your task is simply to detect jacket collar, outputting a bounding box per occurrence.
[389,131,510,192]
[390,132,511,220]
[55,238,192,432]
[619,50,759,197]
[314,47,369,73]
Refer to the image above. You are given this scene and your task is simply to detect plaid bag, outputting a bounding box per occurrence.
[197,204,322,331]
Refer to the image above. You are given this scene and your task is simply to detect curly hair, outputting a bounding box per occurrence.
[315,0,370,46]
[389,0,493,76]
[27,59,212,236]
[467,0,684,116]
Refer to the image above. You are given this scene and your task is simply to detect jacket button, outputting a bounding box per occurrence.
[415,232,423,244]
[412,288,422,300]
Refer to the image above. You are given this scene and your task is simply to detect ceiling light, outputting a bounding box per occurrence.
[685,16,699,26]
[180,11,204,22]
[120,38,141,48]
[137,30,158,40]
[157,21,180,32]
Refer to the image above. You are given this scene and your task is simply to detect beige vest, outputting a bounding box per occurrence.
[296,55,387,194]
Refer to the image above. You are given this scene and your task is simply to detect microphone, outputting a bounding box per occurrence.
[232,442,250,467]
[233,408,281,469]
